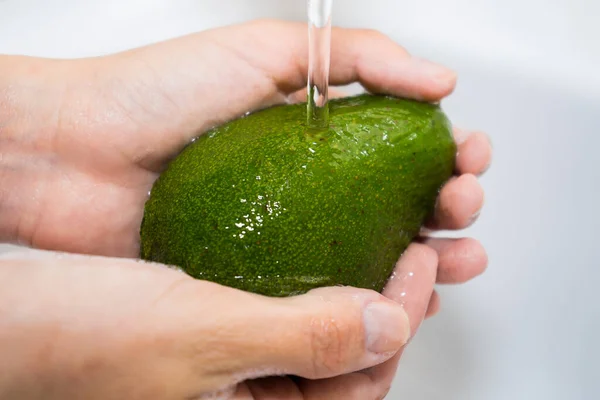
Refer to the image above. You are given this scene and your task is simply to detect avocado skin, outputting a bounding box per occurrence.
[140,94,456,297]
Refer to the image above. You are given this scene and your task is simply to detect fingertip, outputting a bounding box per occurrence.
[434,237,489,284]
[425,290,441,318]
[428,173,484,230]
[454,237,489,281]
[419,59,457,101]
[456,131,493,176]
[331,29,455,102]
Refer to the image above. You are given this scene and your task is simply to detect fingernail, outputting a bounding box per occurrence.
[363,301,411,354]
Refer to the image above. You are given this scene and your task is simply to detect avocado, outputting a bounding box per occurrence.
[139,94,456,297]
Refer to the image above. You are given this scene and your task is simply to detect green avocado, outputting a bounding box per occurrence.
[139,94,456,297]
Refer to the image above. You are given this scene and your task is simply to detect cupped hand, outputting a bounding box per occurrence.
[0,19,492,399]
[0,239,458,400]
[1,19,491,260]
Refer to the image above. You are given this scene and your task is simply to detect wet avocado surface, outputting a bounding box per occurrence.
[140,94,456,297]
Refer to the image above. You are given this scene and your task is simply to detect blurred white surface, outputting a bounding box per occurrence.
[1,1,598,399]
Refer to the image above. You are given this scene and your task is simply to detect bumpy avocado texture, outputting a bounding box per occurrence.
[140,94,456,297]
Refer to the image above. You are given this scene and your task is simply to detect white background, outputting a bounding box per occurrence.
[1,1,599,399]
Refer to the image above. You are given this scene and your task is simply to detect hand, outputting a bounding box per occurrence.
[0,19,492,399]
[0,243,455,400]
[0,19,490,260]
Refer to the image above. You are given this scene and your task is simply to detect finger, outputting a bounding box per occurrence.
[295,243,439,399]
[381,243,438,337]
[196,284,411,388]
[276,244,438,400]
[426,173,484,230]
[360,243,439,393]
[425,290,441,318]
[215,20,456,101]
[124,20,457,146]
[454,128,493,176]
[328,28,456,102]
[420,237,488,284]
[287,87,348,104]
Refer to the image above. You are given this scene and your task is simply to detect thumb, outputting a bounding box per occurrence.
[194,285,412,385]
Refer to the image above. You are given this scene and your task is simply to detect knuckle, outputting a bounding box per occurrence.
[307,312,354,378]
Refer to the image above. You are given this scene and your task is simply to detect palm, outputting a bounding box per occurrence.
[18,22,318,257]
[33,128,161,258]
[23,26,290,257]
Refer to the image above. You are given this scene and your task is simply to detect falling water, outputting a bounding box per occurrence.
[306,0,333,129]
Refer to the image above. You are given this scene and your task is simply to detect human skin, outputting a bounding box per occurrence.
[0,19,492,400]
